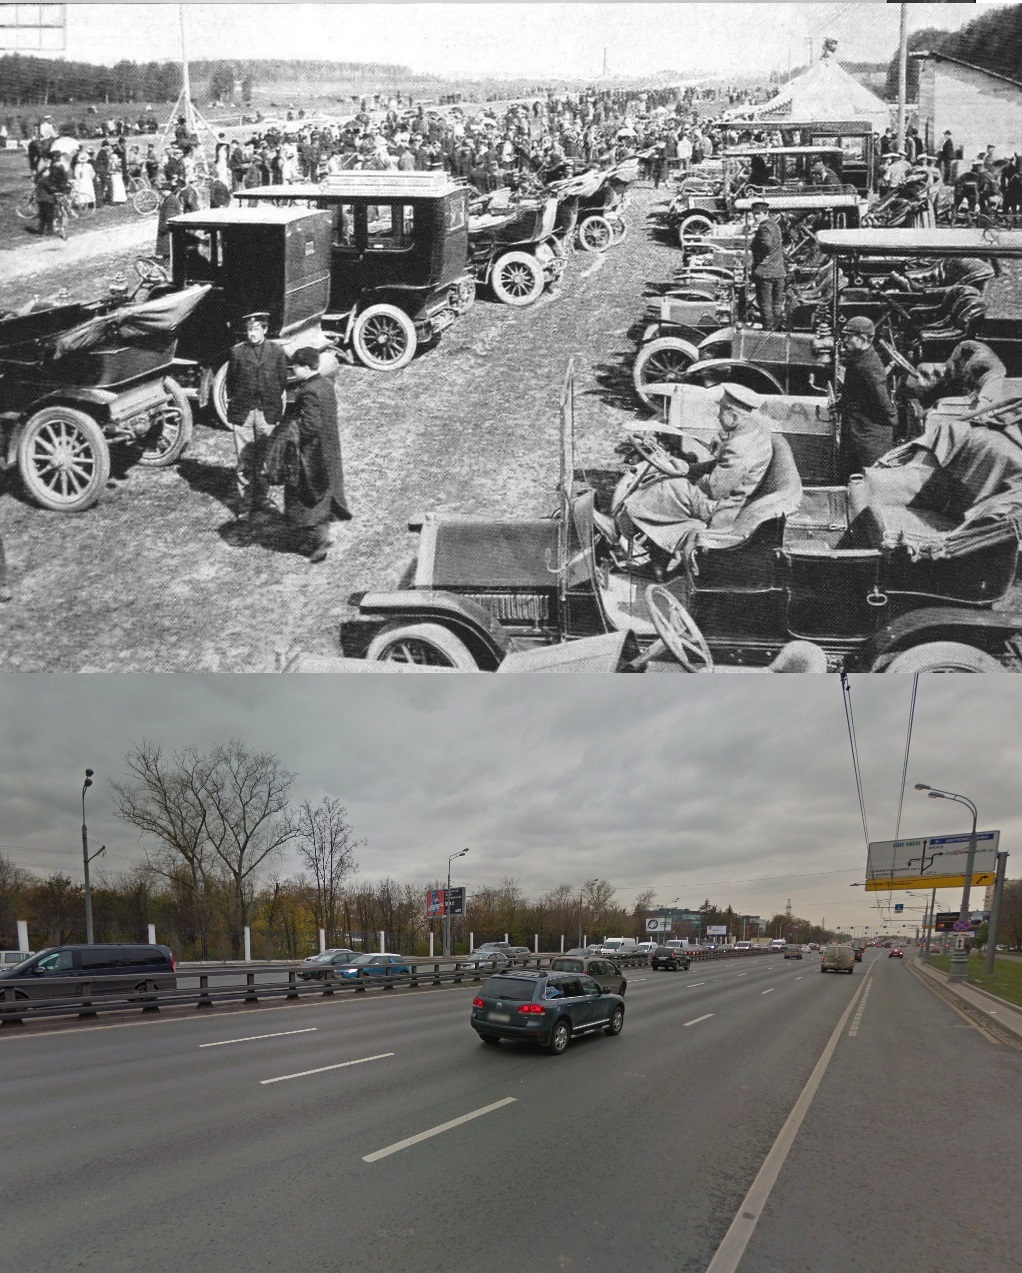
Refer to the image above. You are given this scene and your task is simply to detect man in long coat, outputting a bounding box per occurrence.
[284,347,351,561]
[749,200,786,331]
[837,316,898,479]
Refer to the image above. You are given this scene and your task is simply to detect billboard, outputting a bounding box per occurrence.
[424,886,466,917]
[865,831,999,892]
[934,911,988,933]
[0,4,66,51]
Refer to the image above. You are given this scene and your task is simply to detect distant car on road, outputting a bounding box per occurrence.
[853,947,864,962]
[784,944,803,960]
[456,949,513,971]
[549,955,627,995]
[889,947,904,959]
[651,946,691,971]
[298,949,358,980]
[821,945,855,974]
[332,953,411,979]
[0,950,35,971]
[734,941,753,952]
[470,969,625,1054]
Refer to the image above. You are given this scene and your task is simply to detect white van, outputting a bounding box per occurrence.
[769,938,787,952]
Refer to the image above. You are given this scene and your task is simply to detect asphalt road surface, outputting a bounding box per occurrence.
[4,949,1018,1273]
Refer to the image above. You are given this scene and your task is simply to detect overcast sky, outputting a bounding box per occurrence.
[0,675,1017,935]
[37,2,1004,81]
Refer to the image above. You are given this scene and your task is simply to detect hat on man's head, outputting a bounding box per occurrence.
[720,383,762,412]
[242,311,271,325]
[291,346,321,370]
[843,316,876,339]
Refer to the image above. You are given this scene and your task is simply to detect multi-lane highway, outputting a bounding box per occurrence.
[4,949,1019,1272]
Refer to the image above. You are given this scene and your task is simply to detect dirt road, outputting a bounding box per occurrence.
[0,184,673,671]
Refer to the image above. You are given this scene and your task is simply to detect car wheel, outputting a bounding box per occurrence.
[578,214,614,253]
[137,377,193,467]
[132,187,161,216]
[490,251,545,307]
[478,1033,500,1046]
[17,406,111,512]
[352,304,417,371]
[365,622,479,669]
[678,213,716,242]
[605,1005,625,1036]
[633,336,700,407]
[608,214,629,245]
[882,642,1005,673]
[547,1019,571,1055]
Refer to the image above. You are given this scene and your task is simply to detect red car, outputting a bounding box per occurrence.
[889,948,904,959]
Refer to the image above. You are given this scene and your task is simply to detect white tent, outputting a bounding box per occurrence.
[727,57,890,135]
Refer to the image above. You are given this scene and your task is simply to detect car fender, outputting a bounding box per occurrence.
[697,326,735,354]
[355,589,513,668]
[864,606,1022,670]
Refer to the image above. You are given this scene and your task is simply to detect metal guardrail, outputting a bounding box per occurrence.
[0,947,778,1027]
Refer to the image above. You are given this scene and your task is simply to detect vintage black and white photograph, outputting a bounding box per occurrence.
[1,0,1021,671]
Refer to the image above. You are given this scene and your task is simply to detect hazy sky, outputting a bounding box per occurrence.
[0,675,1017,935]
[41,2,1005,81]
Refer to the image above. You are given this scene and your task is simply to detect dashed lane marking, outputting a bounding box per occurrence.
[363,1097,517,1162]
[261,1052,394,1085]
[201,1028,317,1048]
[684,1014,714,1027]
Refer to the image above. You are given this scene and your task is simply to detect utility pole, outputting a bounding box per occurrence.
[897,1,908,153]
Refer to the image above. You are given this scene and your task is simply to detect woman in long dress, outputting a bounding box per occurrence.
[72,149,96,209]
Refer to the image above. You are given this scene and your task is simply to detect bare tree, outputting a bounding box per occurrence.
[294,797,362,945]
[0,854,32,948]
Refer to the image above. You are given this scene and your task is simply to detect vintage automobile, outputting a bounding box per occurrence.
[663,145,858,242]
[235,170,476,368]
[676,226,1022,419]
[551,158,637,252]
[0,284,208,511]
[151,205,337,426]
[339,365,1022,672]
[724,119,878,200]
[467,188,567,305]
[634,190,862,407]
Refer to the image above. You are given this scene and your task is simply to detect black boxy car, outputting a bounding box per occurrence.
[471,969,624,1055]
[0,943,177,1000]
[650,946,691,971]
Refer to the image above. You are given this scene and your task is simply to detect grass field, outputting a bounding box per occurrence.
[927,952,1022,1008]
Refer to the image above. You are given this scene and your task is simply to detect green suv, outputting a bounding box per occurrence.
[471,969,625,1055]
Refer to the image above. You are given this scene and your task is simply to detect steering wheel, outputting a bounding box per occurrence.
[626,434,689,478]
[646,584,714,672]
[135,256,169,285]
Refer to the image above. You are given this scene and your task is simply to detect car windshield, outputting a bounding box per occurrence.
[349,954,377,966]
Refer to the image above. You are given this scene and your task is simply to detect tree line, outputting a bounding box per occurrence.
[884,3,1022,101]
[5,736,993,962]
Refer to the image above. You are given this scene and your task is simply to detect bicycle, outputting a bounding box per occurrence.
[127,173,160,216]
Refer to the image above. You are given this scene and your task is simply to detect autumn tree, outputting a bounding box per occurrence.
[294,797,362,946]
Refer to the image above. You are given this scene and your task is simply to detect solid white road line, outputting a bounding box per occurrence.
[200,1028,317,1048]
[687,982,705,988]
[705,968,873,1273]
[260,1052,394,1085]
[684,1014,714,1027]
[363,1097,517,1162]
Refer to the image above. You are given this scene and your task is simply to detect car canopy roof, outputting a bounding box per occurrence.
[243,171,465,201]
[723,145,845,158]
[816,228,1022,258]
[733,192,860,212]
[168,207,327,229]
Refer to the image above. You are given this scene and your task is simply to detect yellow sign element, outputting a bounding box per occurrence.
[865,873,995,892]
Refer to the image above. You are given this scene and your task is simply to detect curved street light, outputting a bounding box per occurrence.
[81,768,105,944]
[444,847,469,957]
[914,783,978,982]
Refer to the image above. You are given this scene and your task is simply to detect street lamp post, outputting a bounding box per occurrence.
[915,783,978,982]
[80,768,106,944]
[444,848,468,957]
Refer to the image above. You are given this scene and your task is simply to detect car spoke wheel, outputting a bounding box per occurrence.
[352,303,417,370]
[491,251,545,306]
[17,406,111,512]
[547,1019,571,1055]
[578,215,613,253]
[605,1005,625,1036]
[678,213,716,242]
[137,377,193,467]
[633,337,700,407]
[646,583,714,672]
[365,623,479,669]
[16,190,38,219]
[881,642,1005,673]
[135,255,169,284]
[608,214,629,245]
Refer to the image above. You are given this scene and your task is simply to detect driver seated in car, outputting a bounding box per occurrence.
[595,384,773,577]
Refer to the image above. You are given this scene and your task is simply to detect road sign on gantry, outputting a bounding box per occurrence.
[865,832,1000,892]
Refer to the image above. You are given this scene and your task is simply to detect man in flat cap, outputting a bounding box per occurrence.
[225,312,289,520]
[837,315,898,478]
[281,347,351,562]
[749,200,786,331]
[603,383,773,574]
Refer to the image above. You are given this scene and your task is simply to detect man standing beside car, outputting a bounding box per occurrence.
[749,200,786,331]
[837,315,898,478]
[226,312,289,522]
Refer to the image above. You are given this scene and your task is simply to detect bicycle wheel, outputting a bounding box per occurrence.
[132,187,160,216]
[16,189,38,220]
[73,195,96,219]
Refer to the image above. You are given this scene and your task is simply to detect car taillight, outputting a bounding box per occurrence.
[169,953,176,971]
[517,1003,545,1015]
[472,997,484,1008]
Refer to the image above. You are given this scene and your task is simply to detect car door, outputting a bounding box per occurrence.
[24,948,76,999]
[577,974,610,1028]
[585,959,611,991]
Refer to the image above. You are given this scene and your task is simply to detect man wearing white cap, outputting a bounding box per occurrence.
[609,383,773,572]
